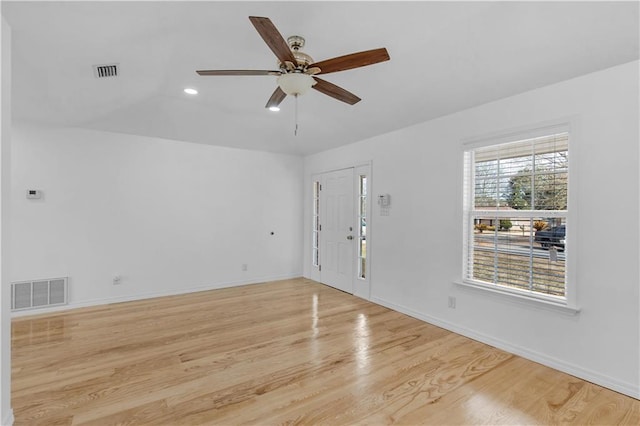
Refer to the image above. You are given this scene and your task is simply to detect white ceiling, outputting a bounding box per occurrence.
[3,1,639,156]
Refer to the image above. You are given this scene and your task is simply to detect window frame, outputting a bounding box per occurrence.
[460,122,579,313]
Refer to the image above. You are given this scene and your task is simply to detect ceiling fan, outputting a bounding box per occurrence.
[196,16,390,110]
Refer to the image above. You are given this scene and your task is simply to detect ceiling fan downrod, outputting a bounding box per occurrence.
[287,35,305,51]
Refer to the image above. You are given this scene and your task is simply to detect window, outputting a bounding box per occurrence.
[463,131,569,302]
[312,180,320,267]
[357,175,367,279]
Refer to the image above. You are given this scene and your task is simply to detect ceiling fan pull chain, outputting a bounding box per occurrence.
[294,94,299,136]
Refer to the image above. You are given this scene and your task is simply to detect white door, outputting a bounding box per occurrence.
[320,168,354,293]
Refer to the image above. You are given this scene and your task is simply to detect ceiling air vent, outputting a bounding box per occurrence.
[93,63,119,78]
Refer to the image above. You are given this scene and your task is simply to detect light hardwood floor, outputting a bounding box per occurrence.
[12,278,639,425]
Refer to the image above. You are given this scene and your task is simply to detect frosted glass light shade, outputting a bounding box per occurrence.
[277,73,316,96]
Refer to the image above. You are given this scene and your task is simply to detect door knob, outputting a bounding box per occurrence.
[347,235,354,240]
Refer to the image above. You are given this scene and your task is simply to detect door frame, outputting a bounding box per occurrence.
[309,162,372,300]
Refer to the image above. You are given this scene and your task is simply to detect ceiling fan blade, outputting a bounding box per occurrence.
[249,16,297,65]
[311,48,390,75]
[265,86,287,109]
[312,77,361,105]
[196,70,281,76]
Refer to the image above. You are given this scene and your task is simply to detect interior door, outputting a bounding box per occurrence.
[320,168,354,293]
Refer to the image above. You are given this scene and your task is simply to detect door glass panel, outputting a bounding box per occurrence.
[358,175,367,279]
[312,181,320,267]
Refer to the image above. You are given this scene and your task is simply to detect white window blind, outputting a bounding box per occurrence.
[463,132,569,300]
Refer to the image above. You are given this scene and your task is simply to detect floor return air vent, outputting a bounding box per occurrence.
[11,277,68,311]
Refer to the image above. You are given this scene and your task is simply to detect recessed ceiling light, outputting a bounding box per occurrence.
[184,88,198,95]
[268,106,280,112]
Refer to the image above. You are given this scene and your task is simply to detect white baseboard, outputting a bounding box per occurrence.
[371,296,640,400]
[2,409,14,426]
[11,273,301,318]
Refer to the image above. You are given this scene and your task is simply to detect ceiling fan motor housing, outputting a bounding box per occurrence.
[279,35,314,69]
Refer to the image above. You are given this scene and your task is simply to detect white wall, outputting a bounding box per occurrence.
[11,126,303,311]
[304,61,640,398]
[1,15,13,426]
[8,60,638,406]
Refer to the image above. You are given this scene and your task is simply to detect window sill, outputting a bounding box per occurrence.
[454,279,581,315]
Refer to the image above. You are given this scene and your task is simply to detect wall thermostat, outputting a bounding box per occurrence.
[378,194,391,206]
[26,189,42,199]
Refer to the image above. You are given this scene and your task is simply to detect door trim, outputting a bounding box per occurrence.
[308,162,372,300]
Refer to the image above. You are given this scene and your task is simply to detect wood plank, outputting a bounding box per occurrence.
[12,278,639,425]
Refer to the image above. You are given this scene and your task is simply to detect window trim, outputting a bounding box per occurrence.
[454,279,581,315]
[461,121,579,311]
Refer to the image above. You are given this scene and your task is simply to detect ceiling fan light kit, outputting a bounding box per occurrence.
[196,16,390,111]
[277,73,316,96]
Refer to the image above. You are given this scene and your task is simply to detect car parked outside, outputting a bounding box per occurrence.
[534,225,565,250]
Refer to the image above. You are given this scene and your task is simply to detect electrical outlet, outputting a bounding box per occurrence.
[113,275,122,285]
[241,264,248,271]
[448,296,456,309]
